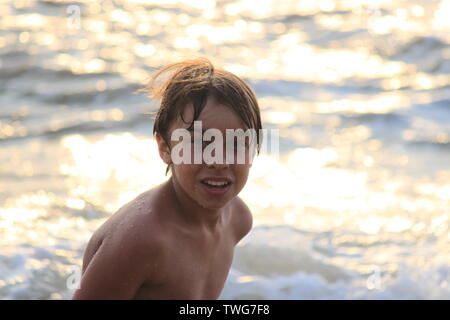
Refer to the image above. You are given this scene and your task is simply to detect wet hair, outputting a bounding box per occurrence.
[138,57,262,174]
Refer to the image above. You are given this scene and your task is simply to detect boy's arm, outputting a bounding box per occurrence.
[72,232,160,300]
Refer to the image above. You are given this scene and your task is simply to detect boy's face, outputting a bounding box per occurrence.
[157,95,254,210]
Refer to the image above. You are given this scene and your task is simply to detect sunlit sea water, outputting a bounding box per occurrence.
[1,0,449,299]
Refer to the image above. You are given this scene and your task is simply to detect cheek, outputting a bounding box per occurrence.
[233,165,250,192]
[173,164,201,186]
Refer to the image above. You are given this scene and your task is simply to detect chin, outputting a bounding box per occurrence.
[198,198,229,210]
[189,181,237,210]
[198,193,234,210]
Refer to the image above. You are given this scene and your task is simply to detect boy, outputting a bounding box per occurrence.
[72,58,262,299]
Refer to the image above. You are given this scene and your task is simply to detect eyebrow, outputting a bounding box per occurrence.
[186,128,250,136]
[187,128,207,132]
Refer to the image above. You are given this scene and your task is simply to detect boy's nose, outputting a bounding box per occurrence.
[205,152,230,169]
[203,144,230,168]
[206,161,230,169]
[205,153,230,169]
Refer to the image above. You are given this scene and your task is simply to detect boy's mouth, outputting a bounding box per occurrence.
[201,180,231,188]
[200,177,232,194]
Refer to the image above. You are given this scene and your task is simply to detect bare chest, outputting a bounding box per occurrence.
[135,236,235,300]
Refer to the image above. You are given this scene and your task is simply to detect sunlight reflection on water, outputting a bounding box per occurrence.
[0,0,449,299]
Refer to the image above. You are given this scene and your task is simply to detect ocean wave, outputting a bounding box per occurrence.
[220,225,450,299]
[221,262,450,299]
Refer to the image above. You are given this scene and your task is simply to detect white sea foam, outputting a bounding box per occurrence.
[220,226,450,300]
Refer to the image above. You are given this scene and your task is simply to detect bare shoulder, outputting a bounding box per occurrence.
[73,190,166,299]
[101,189,167,259]
[107,200,165,252]
[229,196,253,243]
[87,190,163,255]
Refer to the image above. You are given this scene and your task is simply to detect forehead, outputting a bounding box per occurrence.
[173,95,248,131]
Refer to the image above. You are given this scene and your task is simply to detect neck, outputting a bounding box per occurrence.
[166,176,225,232]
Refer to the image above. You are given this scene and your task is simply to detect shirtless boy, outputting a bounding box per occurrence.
[72,58,262,299]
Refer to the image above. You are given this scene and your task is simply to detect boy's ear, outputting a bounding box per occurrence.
[156,133,172,165]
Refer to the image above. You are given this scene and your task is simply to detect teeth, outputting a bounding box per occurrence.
[204,180,229,186]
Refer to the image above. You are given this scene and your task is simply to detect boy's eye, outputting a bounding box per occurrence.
[191,137,211,148]
[234,139,249,150]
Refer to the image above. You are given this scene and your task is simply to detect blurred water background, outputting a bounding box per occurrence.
[0,0,449,299]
